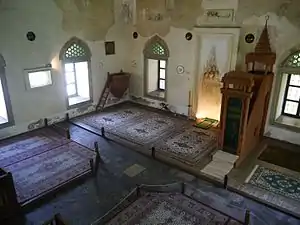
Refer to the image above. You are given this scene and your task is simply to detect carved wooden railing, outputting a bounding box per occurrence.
[220,71,274,166]
[0,168,20,221]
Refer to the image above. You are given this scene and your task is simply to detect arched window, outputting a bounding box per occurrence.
[0,54,14,128]
[143,35,169,100]
[59,37,92,108]
[280,51,300,118]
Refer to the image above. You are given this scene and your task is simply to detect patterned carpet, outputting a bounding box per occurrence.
[76,106,145,133]
[155,127,217,165]
[109,113,188,146]
[4,142,95,204]
[73,104,217,166]
[0,128,70,167]
[247,166,300,201]
[93,186,242,225]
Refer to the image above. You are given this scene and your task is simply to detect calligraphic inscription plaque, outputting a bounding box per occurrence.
[205,9,234,23]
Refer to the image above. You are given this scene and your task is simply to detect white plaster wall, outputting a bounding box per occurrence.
[0,0,131,138]
[130,27,197,115]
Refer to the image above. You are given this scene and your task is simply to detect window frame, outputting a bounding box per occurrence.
[64,62,79,98]
[143,35,170,101]
[269,49,300,131]
[24,66,53,90]
[157,60,166,91]
[0,57,14,129]
[59,37,93,109]
[281,74,300,118]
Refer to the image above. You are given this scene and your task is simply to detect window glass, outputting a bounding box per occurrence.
[284,101,298,115]
[67,84,76,96]
[160,60,166,69]
[28,70,52,88]
[159,80,165,90]
[65,72,75,84]
[160,69,166,79]
[0,79,8,123]
[290,74,300,86]
[287,87,300,101]
[64,63,74,72]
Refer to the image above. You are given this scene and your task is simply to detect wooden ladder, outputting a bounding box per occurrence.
[96,74,111,111]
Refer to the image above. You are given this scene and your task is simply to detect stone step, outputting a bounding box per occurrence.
[201,160,234,180]
[201,166,227,180]
[203,161,234,173]
[212,150,239,164]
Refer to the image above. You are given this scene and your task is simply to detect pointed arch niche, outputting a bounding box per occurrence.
[0,54,14,128]
[271,49,300,129]
[59,37,93,108]
[143,35,170,101]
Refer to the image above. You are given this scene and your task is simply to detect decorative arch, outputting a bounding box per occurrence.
[59,37,92,62]
[143,36,169,100]
[0,54,6,67]
[143,35,170,60]
[59,37,93,108]
[281,50,300,68]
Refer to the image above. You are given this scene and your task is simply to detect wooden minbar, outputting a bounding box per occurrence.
[219,71,254,155]
[219,15,276,167]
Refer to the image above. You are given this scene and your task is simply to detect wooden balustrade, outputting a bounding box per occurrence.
[236,74,273,166]
[0,168,21,221]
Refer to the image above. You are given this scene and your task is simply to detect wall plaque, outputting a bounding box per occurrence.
[27,31,36,41]
[245,33,255,43]
[105,41,115,55]
[204,9,234,23]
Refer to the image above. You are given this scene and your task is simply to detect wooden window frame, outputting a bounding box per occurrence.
[281,74,300,118]
[59,37,93,109]
[65,62,79,98]
[157,60,166,91]
[0,65,14,129]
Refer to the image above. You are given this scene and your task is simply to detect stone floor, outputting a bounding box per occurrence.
[4,123,300,225]
[71,101,300,218]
